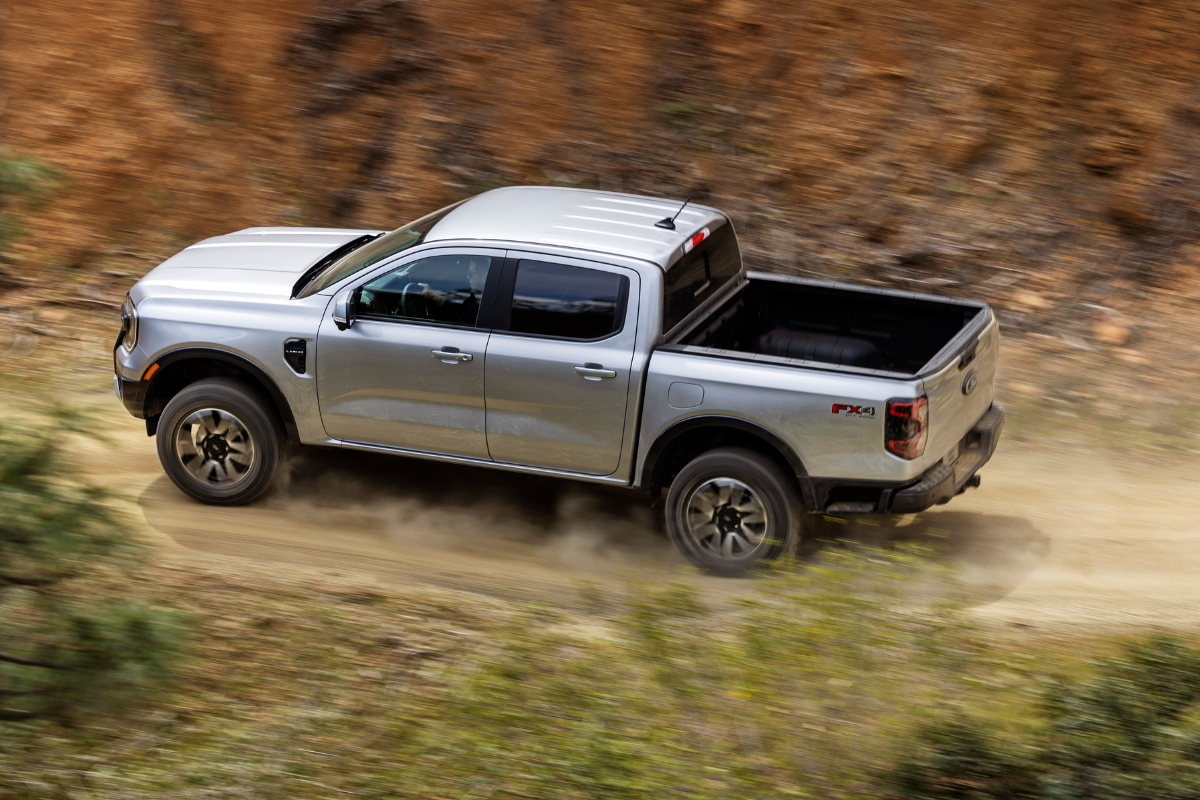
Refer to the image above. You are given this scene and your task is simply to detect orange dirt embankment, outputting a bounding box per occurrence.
[3,0,1200,333]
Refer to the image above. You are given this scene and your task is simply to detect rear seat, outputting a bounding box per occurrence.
[756,328,883,369]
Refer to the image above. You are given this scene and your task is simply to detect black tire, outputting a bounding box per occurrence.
[156,378,282,505]
[665,447,800,576]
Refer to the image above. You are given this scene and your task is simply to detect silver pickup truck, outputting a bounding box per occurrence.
[114,187,1003,574]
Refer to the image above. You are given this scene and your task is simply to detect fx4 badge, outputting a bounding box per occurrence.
[832,403,876,418]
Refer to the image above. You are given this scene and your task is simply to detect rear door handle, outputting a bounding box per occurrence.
[575,363,616,380]
[432,348,472,363]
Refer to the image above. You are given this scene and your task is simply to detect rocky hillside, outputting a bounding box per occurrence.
[3,0,1200,345]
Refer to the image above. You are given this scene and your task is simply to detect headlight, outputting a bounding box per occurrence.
[120,296,138,351]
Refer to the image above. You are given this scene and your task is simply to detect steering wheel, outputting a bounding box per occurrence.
[400,282,420,318]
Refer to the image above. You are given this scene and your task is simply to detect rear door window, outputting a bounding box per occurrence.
[663,220,741,333]
[506,260,628,340]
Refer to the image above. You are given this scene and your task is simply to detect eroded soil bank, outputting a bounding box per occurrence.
[5,0,1200,344]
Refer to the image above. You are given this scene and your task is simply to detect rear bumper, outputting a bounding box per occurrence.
[800,404,1005,515]
[890,404,1004,513]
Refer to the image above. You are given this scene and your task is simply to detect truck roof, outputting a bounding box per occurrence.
[424,186,726,268]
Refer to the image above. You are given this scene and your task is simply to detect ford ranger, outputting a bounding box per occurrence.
[114,187,1003,574]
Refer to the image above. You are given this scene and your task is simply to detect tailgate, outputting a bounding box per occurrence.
[920,315,1000,464]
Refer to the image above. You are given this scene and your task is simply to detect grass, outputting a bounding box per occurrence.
[13,543,1191,800]
[656,100,700,127]
[1,545,1056,800]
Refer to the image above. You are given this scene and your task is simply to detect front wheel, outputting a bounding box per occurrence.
[665,447,800,576]
[156,378,282,505]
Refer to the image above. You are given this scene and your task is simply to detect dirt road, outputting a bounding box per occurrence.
[76,385,1200,631]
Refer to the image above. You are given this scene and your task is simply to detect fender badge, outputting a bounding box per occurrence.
[832,403,876,418]
[962,372,978,395]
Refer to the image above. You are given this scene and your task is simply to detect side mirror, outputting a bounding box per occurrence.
[332,289,356,331]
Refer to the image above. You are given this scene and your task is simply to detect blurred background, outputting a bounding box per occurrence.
[4,0,1200,433]
[4,1,1200,797]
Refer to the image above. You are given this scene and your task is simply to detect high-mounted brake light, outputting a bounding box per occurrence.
[682,227,710,254]
[886,397,928,459]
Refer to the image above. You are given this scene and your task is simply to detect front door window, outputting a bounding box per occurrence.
[358,253,492,327]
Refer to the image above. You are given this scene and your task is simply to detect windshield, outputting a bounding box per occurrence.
[297,200,466,297]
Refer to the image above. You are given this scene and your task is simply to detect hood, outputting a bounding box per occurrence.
[132,227,386,301]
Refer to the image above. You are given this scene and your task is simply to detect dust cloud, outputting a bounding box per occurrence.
[125,415,1200,630]
[269,447,679,570]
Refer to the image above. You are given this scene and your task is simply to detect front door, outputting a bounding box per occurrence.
[484,255,639,475]
[317,249,501,458]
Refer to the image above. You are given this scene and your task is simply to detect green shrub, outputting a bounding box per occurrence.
[886,716,1041,800]
[886,634,1200,800]
[0,153,59,252]
[0,413,186,723]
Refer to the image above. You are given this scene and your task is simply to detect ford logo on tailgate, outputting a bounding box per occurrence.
[962,372,978,395]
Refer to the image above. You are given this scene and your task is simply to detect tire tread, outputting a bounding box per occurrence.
[156,378,282,506]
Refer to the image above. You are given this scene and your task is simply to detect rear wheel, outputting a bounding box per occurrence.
[156,378,282,505]
[665,447,800,576]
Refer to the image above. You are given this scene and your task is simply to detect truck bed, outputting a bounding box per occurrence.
[671,272,988,378]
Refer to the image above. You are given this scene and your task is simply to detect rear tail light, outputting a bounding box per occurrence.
[886,397,928,459]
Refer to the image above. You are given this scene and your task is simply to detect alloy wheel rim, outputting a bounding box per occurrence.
[175,408,255,487]
[685,477,769,559]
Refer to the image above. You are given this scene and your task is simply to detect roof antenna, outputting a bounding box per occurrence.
[655,197,691,230]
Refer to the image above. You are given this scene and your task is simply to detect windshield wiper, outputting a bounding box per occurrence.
[291,233,381,299]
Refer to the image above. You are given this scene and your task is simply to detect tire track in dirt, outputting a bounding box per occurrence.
[87,392,1200,630]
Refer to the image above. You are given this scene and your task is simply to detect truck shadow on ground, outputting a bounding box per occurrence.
[139,446,1050,604]
[803,511,1052,606]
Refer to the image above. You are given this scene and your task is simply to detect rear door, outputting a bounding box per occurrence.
[317,248,503,458]
[484,254,639,475]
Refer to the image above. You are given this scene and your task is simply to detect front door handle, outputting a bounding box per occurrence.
[432,348,473,363]
[574,363,616,380]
